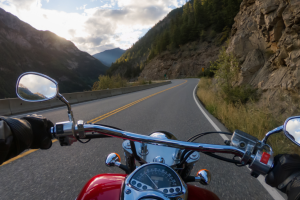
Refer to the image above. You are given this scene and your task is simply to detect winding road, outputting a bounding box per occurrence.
[0,79,283,200]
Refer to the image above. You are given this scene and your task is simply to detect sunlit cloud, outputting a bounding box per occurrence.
[0,0,184,54]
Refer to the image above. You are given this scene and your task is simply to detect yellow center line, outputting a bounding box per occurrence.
[88,80,187,124]
[0,139,58,167]
[0,80,187,167]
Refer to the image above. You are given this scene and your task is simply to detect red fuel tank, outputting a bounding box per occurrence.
[77,174,127,200]
[77,173,220,200]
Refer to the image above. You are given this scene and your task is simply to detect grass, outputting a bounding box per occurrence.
[197,78,300,155]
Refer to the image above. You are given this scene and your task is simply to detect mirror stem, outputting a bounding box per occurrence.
[57,93,72,113]
[56,93,76,136]
[262,125,283,144]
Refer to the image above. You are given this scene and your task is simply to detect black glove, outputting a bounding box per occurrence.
[266,154,300,200]
[0,116,33,162]
[21,115,53,149]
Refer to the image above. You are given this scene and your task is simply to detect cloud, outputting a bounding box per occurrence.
[68,29,76,37]
[76,4,87,10]
[4,0,41,10]
[0,0,184,54]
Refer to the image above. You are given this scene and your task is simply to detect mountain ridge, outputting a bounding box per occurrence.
[0,7,108,98]
[93,48,125,67]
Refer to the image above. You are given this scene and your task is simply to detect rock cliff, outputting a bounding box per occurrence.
[0,8,108,98]
[228,0,300,102]
[140,40,221,80]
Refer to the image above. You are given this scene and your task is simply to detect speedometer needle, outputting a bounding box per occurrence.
[145,174,159,189]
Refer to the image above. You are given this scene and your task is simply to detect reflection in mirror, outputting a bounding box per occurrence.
[17,74,57,101]
[285,118,300,146]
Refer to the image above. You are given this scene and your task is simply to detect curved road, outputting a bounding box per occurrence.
[0,79,278,199]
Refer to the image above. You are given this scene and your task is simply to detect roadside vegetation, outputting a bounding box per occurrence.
[197,48,300,155]
[92,75,152,91]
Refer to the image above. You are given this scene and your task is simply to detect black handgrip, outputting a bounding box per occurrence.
[85,134,111,139]
[184,176,196,182]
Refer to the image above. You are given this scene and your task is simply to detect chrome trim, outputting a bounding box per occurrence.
[79,124,248,157]
[283,116,300,147]
[173,149,182,161]
[153,156,165,163]
[196,169,211,185]
[121,163,188,200]
[105,153,121,167]
[249,149,273,175]
[77,120,85,139]
[16,72,58,102]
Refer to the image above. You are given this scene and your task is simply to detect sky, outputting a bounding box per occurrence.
[0,0,185,55]
[19,74,57,98]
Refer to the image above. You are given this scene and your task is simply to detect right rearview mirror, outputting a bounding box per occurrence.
[284,117,300,147]
[16,72,58,102]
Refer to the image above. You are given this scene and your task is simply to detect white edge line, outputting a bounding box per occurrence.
[192,80,285,200]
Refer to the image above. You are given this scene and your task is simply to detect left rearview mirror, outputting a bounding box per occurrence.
[284,116,300,147]
[16,72,58,102]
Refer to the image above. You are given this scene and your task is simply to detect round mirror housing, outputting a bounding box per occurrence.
[16,72,58,102]
[283,116,300,147]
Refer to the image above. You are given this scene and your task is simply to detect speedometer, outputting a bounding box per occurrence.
[130,164,182,195]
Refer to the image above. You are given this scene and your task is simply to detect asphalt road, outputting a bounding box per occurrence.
[0,79,277,200]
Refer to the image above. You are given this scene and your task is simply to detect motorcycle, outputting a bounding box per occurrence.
[16,72,300,200]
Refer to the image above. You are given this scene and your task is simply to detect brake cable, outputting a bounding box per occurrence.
[178,131,241,165]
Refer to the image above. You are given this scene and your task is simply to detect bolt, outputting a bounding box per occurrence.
[125,189,131,194]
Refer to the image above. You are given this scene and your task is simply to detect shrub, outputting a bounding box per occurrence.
[92,74,127,90]
[209,30,217,39]
[198,66,217,78]
[200,30,206,41]
[210,46,257,104]
[217,26,230,45]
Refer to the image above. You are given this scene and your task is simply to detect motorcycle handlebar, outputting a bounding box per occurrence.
[52,123,251,160]
[52,122,274,176]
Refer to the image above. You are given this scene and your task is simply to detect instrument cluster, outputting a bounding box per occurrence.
[121,163,187,200]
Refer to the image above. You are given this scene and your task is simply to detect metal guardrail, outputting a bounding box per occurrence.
[0,81,171,116]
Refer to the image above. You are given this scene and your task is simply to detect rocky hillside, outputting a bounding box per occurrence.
[0,8,108,98]
[226,0,300,112]
[140,39,221,79]
[93,48,126,67]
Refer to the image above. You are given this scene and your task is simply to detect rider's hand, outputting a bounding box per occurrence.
[265,154,300,199]
[21,114,53,149]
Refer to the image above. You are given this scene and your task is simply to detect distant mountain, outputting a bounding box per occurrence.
[18,85,45,100]
[0,8,108,98]
[93,48,125,67]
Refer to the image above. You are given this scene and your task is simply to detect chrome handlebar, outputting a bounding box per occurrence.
[52,122,252,158]
[51,121,273,176]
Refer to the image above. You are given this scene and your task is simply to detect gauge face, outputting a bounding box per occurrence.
[130,164,182,195]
